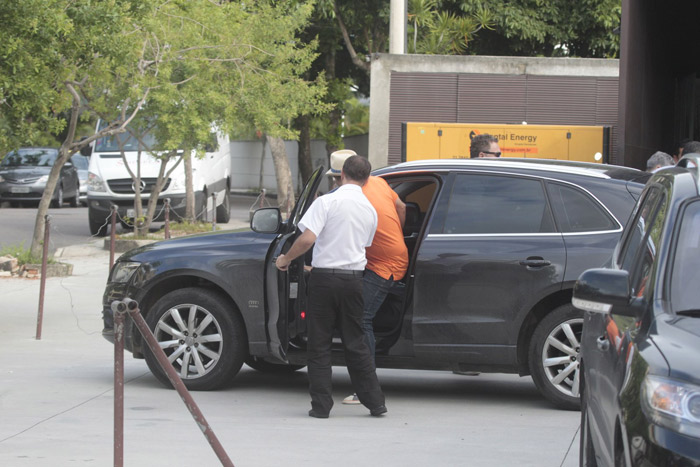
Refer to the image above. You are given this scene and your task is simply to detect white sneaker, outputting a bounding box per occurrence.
[342,393,361,405]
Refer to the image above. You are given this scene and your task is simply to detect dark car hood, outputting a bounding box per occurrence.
[651,315,700,386]
[0,167,50,179]
[118,229,275,263]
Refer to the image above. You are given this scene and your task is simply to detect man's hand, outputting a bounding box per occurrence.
[276,254,291,271]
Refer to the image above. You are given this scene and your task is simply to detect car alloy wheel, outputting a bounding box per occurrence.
[529,303,583,410]
[144,287,246,390]
[541,317,583,397]
[153,302,223,380]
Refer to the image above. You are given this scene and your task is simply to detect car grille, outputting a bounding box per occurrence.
[107,178,171,194]
[4,177,39,184]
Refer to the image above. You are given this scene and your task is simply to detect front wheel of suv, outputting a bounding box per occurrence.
[528,304,583,410]
[144,288,247,391]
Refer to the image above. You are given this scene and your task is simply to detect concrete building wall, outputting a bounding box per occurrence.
[369,54,620,168]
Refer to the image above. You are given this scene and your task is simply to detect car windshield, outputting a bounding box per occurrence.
[71,155,89,170]
[2,149,57,167]
[671,199,700,313]
[94,120,161,152]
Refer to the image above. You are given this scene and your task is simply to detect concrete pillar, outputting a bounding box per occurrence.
[389,0,406,54]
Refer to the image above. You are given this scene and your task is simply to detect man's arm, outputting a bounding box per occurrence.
[394,197,406,228]
[275,229,317,271]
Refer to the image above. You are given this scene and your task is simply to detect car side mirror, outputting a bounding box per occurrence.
[80,144,92,158]
[251,207,282,234]
[572,268,638,317]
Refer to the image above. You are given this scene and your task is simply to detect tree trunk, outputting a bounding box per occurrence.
[184,150,195,221]
[297,115,313,183]
[29,147,73,258]
[136,151,183,236]
[266,135,294,218]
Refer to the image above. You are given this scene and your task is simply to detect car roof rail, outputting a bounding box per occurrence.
[677,153,700,187]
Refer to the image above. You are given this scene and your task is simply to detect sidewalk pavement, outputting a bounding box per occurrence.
[0,221,581,467]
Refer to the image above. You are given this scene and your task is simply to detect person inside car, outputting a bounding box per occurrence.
[469,133,501,158]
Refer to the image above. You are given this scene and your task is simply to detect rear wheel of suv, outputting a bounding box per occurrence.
[528,304,583,410]
[144,288,246,390]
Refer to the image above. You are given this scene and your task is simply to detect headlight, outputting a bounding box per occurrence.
[88,171,105,192]
[38,175,49,183]
[642,375,700,438]
[110,261,141,283]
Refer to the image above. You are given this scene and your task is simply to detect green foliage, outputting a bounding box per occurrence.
[457,0,621,58]
[0,243,53,265]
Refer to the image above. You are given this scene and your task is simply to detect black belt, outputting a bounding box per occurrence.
[312,268,364,277]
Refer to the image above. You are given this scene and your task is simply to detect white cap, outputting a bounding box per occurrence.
[325,149,358,176]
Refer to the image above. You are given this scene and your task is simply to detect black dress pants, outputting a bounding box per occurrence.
[306,271,385,415]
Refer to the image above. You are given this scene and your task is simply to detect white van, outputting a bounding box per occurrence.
[86,122,231,235]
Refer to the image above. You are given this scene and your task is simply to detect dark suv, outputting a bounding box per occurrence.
[574,155,700,465]
[102,158,649,409]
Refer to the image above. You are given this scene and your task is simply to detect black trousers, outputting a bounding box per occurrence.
[306,271,385,414]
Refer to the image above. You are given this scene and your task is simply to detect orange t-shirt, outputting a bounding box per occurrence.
[362,176,408,280]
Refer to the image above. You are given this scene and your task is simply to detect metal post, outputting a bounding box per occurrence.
[109,206,117,270]
[164,198,171,239]
[211,193,216,231]
[36,214,51,340]
[112,303,125,467]
[117,299,234,467]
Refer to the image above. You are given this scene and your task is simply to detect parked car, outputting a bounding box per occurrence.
[101,158,650,409]
[70,153,89,206]
[574,155,700,465]
[0,147,79,208]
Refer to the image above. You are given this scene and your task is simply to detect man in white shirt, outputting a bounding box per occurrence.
[275,155,387,418]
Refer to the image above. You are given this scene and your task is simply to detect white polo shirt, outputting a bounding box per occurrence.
[298,184,377,270]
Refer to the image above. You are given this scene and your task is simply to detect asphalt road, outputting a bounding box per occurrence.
[0,194,258,254]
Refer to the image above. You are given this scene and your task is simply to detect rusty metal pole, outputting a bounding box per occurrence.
[119,299,234,467]
[35,214,51,340]
[211,194,216,231]
[164,198,171,239]
[109,206,117,270]
[111,302,125,467]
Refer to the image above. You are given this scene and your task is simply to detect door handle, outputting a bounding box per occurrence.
[519,258,551,268]
[596,335,610,352]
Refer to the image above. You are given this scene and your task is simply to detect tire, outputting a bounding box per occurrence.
[215,189,231,223]
[528,303,583,410]
[144,288,247,390]
[245,356,304,374]
[88,207,108,237]
[51,185,64,208]
[579,366,598,466]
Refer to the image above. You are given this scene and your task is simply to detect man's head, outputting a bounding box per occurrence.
[341,155,371,185]
[470,134,501,158]
[646,151,674,172]
[681,140,700,159]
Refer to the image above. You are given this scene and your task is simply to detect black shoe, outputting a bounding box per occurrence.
[370,405,387,416]
[308,409,329,419]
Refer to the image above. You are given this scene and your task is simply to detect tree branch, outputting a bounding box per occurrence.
[333,1,370,73]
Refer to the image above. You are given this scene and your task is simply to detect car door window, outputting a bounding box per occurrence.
[618,187,666,298]
[671,200,700,311]
[547,182,618,232]
[443,174,554,234]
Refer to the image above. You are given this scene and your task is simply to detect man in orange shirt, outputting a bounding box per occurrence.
[326,150,408,405]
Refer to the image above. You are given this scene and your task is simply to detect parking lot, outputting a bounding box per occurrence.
[0,238,581,466]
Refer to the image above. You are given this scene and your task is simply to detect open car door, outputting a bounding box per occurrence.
[264,166,325,363]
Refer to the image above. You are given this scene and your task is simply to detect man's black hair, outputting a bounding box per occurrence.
[469,134,499,158]
[681,140,700,156]
[342,155,371,183]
